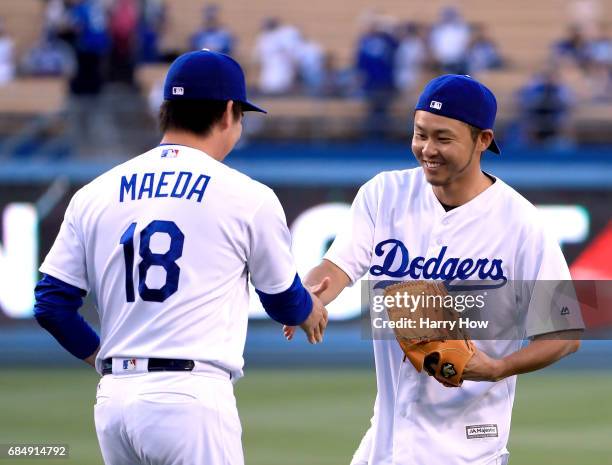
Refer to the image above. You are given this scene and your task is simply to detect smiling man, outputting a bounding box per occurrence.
[285,74,583,465]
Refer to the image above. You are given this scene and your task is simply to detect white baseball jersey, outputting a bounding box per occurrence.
[325,168,583,465]
[40,144,297,379]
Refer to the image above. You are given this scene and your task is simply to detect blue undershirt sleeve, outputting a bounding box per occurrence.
[255,273,313,326]
[34,274,100,360]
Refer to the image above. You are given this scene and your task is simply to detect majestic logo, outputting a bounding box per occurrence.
[466,424,498,439]
[172,86,184,95]
[560,306,570,315]
[369,239,507,290]
[430,100,443,110]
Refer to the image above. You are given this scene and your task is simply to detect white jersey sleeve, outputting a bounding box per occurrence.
[39,191,89,291]
[518,221,585,338]
[324,176,380,284]
[247,188,297,293]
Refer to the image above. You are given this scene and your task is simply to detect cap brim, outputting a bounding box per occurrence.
[488,137,501,154]
[241,100,267,113]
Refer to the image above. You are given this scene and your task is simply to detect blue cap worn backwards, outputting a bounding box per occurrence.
[415,74,500,154]
[163,49,266,113]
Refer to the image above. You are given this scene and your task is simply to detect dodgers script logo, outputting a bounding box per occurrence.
[369,239,507,290]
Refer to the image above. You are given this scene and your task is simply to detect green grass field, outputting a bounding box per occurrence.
[0,368,610,464]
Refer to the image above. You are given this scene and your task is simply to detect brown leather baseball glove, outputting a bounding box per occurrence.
[383,280,476,387]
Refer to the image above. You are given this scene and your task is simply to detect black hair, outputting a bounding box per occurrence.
[158,99,242,136]
[467,123,481,142]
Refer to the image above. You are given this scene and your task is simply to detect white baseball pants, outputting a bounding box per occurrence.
[94,369,243,465]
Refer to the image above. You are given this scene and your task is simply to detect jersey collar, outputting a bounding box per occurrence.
[425,170,502,217]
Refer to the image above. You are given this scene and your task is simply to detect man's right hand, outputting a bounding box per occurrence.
[284,260,351,342]
[291,278,330,343]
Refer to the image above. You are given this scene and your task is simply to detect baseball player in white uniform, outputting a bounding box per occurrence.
[34,50,328,465]
[286,75,583,464]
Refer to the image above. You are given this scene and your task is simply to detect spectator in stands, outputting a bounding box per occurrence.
[584,25,612,101]
[45,0,73,43]
[137,0,166,62]
[45,0,66,34]
[553,24,590,69]
[518,69,575,147]
[568,0,601,39]
[467,24,503,74]
[585,24,612,66]
[393,21,426,95]
[586,59,612,101]
[252,18,297,95]
[63,0,116,157]
[355,13,397,137]
[321,52,357,97]
[21,35,76,77]
[0,19,15,85]
[67,0,111,95]
[190,4,234,55]
[109,0,139,83]
[429,6,470,74]
[296,33,325,96]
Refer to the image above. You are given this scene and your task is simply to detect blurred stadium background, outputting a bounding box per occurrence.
[0,0,611,464]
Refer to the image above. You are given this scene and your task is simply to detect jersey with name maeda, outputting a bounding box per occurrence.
[40,145,297,379]
[325,168,583,465]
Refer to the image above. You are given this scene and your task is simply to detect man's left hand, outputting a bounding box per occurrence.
[462,349,505,382]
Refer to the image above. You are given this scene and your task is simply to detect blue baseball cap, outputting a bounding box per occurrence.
[415,74,500,154]
[163,49,266,113]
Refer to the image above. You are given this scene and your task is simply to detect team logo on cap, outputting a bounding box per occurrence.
[430,100,443,110]
[172,86,184,95]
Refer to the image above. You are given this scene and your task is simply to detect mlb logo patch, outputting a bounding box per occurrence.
[172,86,184,95]
[161,148,179,158]
[122,359,137,370]
[430,100,443,110]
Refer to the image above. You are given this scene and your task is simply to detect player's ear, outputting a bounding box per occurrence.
[220,100,234,130]
[479,130,494,153]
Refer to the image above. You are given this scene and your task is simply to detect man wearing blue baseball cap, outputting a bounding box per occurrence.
[35,49,329,465]
[286,74,582,465]
[410,73,500,203]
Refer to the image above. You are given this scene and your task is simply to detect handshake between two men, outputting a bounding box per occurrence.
[283,261,354,344]
[285,277,331,344]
